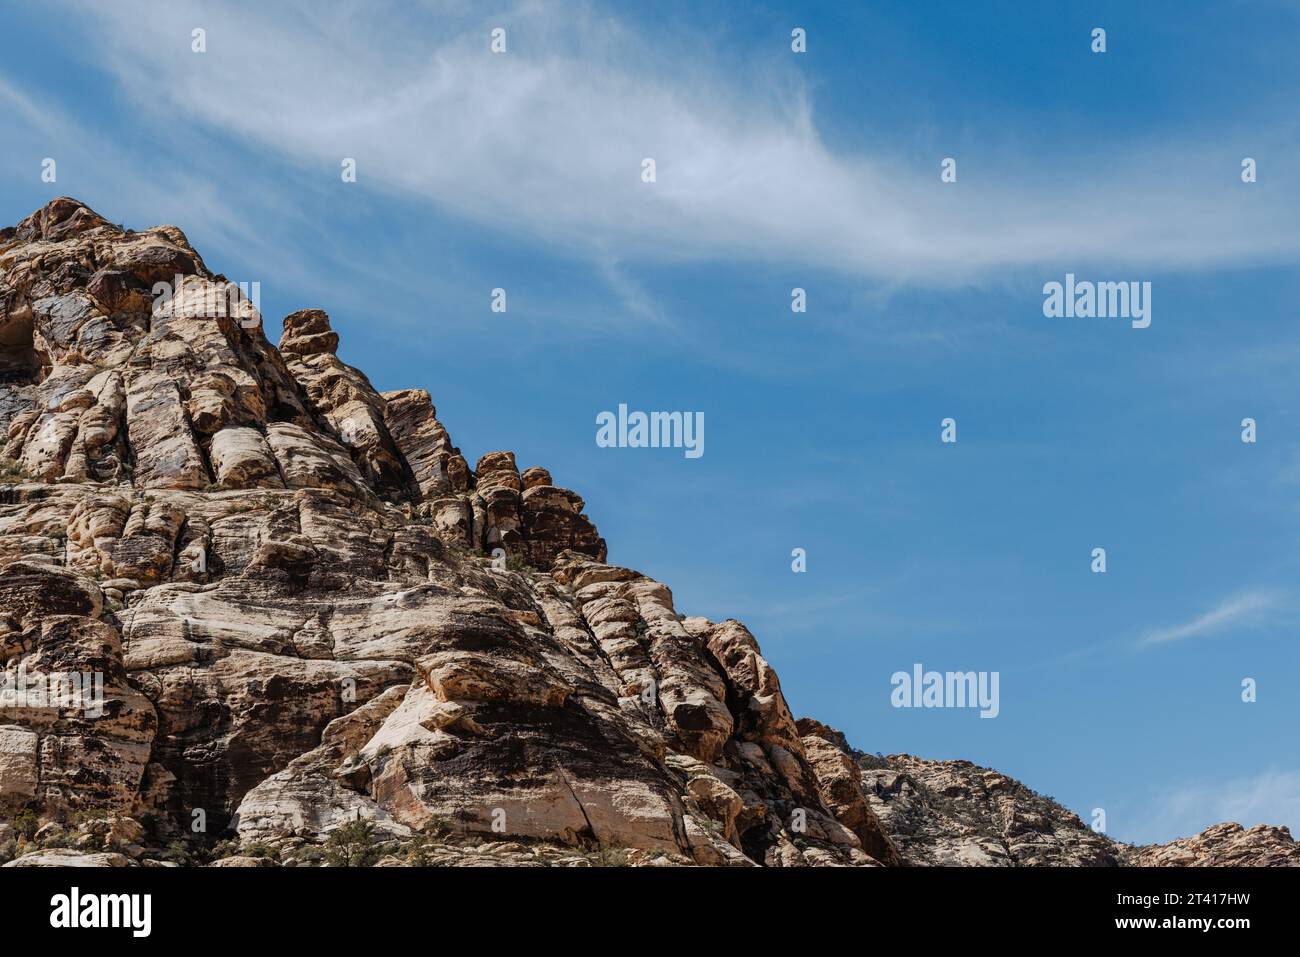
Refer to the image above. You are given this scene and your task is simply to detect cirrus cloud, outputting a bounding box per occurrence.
[45,0,1300,285]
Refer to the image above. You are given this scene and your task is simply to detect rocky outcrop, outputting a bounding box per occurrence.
[796,718,901,865]
[843,749,1300,869]
[0,199,1291,868]
[380,389,462,500]
[279,309,411,498]
[1122,823,1300,867]
[855,753,1120,866]
[0,199,879,866]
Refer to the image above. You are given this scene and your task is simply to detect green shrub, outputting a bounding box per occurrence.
[210,838,243,860]
[291,844,327,866]
[12,810,38,841]
[585,843,630,867]
[0,457,28,484]
[404,834,439,866]
[242,841,279,861]
[161,840,195,865]
[324,819,381,867]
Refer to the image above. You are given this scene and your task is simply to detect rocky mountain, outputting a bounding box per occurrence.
[0,198,1293,867]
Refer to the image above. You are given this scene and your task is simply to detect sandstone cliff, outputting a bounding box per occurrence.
[0,199,1292,867]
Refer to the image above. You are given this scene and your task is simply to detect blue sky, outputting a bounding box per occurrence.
[3,0,1299,845]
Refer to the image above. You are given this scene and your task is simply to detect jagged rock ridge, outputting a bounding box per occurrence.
[0,198,877,866]
[0,199,1293,867]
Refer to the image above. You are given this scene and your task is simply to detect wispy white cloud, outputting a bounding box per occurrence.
[1139,589,1284,646]
[0,73,429,330]
[0,75,63,136]
[1130,769,1300,844]
[0,90,250,255]
[46,0,1300,285]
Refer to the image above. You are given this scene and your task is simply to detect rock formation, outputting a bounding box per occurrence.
[1121,823,1300,867]
[0,199,1292,867]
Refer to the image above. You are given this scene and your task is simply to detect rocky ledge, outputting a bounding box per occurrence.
[0,198,1292,867]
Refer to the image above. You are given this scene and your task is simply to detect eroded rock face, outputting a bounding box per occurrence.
[0,199,874,866]
[0,199,1290,868]
[796,719,901,866]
